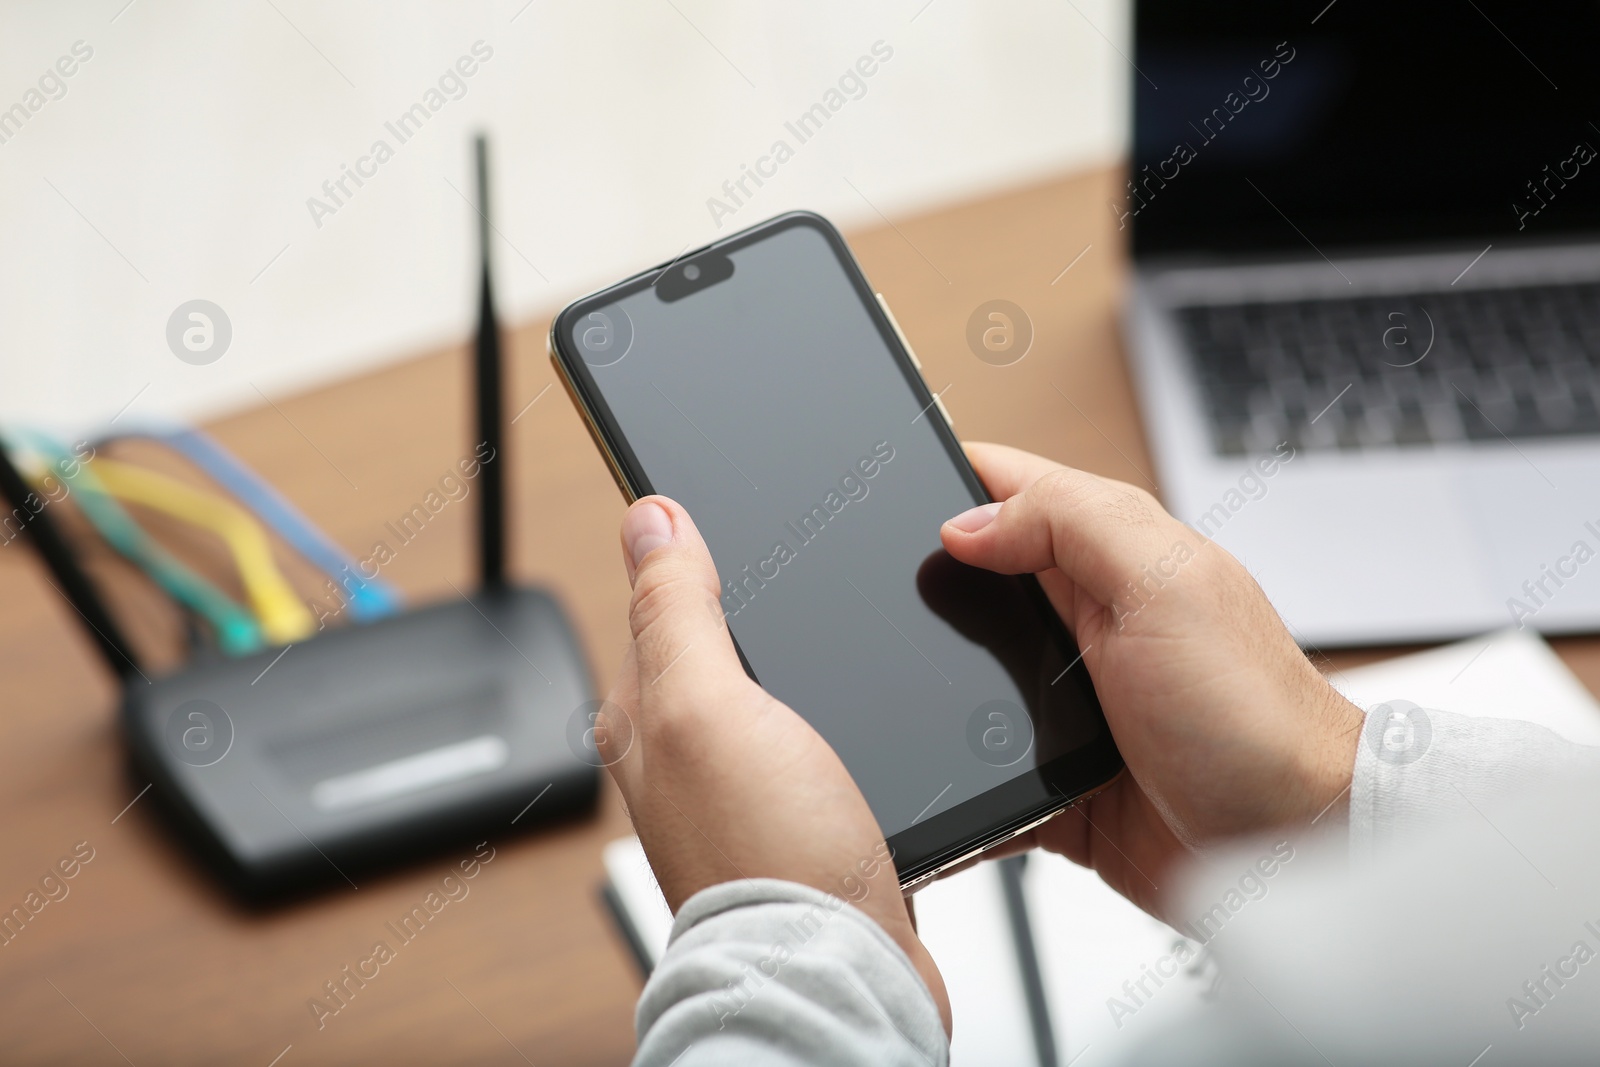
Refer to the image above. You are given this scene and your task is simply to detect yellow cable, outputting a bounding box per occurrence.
[92,459,316,644]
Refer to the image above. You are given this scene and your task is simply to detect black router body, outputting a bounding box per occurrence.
[1,137,598,900]
[122,589,593,896]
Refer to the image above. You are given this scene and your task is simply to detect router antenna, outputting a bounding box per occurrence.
[473,133,506,590]
[0,433,142,682]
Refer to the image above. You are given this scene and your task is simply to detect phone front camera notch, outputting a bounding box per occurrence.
[656,252,734,303]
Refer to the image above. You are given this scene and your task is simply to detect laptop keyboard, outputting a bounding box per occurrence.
[1177,281,1600,455]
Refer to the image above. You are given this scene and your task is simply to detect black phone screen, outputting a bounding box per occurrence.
[554,213,1118,878]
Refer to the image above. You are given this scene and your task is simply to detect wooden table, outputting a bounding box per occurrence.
[5,166,1599,1065]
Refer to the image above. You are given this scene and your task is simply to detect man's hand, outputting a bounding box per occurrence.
[941,443,1364,918]
[602,496,951,1031]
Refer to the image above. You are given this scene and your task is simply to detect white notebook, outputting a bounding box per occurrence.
[1325,626,1600,745]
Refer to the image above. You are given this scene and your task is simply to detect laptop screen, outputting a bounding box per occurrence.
[1130,1,1600,259]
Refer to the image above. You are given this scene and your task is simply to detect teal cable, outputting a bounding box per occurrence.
[11,432,265,656]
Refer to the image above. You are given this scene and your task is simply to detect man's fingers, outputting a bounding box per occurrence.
[622,497,749,714]
[944,444,1197,608]
[1035,783,1184,920]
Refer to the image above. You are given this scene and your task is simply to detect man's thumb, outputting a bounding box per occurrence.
[621,497,745,694]
[941,468,1197,609]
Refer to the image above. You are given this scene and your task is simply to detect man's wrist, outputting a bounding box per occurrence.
[1301,690,1364,827]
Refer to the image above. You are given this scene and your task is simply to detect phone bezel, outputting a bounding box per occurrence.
[549,210,1124,887]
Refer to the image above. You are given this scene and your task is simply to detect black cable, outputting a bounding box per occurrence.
[0,433,142,683]
[1000,853,1060,1067]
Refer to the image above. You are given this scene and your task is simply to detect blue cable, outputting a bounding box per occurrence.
[113,425,403,623]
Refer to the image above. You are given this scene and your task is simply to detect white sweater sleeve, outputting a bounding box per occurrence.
[1349,706,1600,861]
[632,879,948,1067]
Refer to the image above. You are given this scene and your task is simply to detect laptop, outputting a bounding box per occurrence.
[1124,0,1600,647]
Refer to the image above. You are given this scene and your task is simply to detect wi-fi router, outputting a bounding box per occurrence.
[0,136,599,900]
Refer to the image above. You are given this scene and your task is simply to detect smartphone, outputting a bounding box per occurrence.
[550,211,1121,888]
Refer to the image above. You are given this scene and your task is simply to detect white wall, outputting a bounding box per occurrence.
[0,0,1128,429]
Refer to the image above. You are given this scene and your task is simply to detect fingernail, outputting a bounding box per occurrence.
[946,502,1002,533]
[624,501,674,568]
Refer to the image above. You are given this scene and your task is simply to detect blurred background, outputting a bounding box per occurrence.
[1,0,1127,428]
